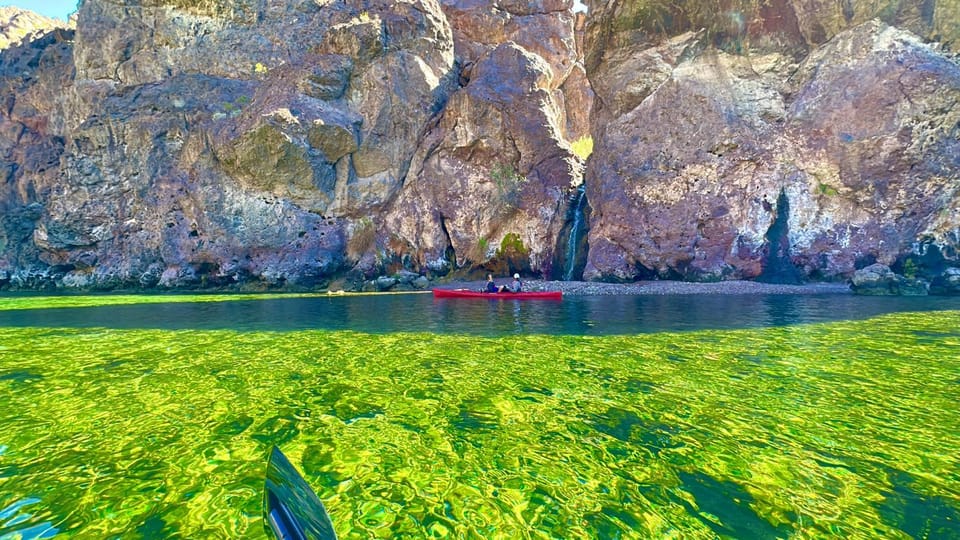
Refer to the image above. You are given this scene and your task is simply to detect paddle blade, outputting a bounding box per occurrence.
[263,446,338,540]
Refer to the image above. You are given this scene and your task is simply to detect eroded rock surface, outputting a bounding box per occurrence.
[383,42,581,276]
[583,0,960,282]
[2,0,959,290]
[0,0,592,290]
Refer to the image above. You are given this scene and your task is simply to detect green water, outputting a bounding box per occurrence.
[0,296,958,538]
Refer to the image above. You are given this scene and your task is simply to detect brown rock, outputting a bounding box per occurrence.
[219,113,328,201]
[383,42,582,276]
[0,0,455,289]
[583,8,960,282]
[307,120,358,163]
[318,19,385,63]
[299,55,353,100]
[441,1,577,86]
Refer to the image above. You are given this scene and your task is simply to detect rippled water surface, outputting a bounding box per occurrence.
[0,293,958,538]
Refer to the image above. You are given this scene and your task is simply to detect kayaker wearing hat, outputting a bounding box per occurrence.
[500,273,522,293]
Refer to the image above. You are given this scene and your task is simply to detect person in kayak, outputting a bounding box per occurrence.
[500,273,522,293]
[482,274,499,293]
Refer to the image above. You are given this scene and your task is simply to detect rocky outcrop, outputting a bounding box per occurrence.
[583,1,960,282]
[380,0,589,276]
[382,42,581,276]
[0,0,590,290]
[850,263,929,295]
[931,267,960,295]
[3,0,959,291]
[443,0,578,85]
[0,7,69,50]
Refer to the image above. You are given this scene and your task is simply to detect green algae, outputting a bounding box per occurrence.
[0,293,322,311]
[0,292,417,312]
[0,299,958,538]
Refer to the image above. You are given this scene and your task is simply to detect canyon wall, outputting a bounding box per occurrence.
[1,0,958,290]
[583,0,960,282]
[0,0,586,290]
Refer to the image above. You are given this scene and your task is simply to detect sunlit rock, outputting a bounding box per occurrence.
[584,1,960,282]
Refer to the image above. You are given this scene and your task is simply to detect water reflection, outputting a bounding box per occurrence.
[763,295,800,327]
[0,293,958,335]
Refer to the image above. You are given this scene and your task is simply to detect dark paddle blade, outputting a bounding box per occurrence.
[263,446,338,540]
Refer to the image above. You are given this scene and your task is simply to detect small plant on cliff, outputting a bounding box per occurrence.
[494,233,531,276]
[817,183,838,196]
[497,233,528,257]
[490,163,527,211]
[347,217,376,260]
[903,258,918,280]
[469,237,490,264]
[570,135,593,161]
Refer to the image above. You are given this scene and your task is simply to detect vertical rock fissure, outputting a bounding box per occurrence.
[757,189,802,284]
[438,212,456,272]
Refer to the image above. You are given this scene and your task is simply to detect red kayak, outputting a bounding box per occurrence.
[433,289,562,300]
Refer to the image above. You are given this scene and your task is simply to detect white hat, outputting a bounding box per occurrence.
[514,273,520,279]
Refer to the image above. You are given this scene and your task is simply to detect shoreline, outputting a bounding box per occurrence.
[435,279,853,296]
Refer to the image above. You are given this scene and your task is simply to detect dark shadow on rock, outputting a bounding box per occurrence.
[757,189,803,285]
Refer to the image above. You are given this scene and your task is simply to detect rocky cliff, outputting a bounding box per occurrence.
[583,0,960,282]
[0,0,586,290]
[0,0,958,291]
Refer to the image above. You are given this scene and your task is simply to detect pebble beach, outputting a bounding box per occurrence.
[436,279,853,296]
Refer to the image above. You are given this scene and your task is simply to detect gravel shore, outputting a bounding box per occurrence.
[437,279,852,296]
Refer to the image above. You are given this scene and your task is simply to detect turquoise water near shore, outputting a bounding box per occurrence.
[0,294,958,538]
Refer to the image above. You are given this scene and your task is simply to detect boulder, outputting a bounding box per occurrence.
[849,263,929,295]
[898,278,930,296]
[930,267,960,295]
[394,270,420,284]
[375,275,398,291]
[850,263,900,295]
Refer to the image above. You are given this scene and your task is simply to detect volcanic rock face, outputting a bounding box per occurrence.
[583,0,960,282]
[383,42,581,275]
[0,0,588,290]
[2,0,959,290]
[33,0,460,289]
